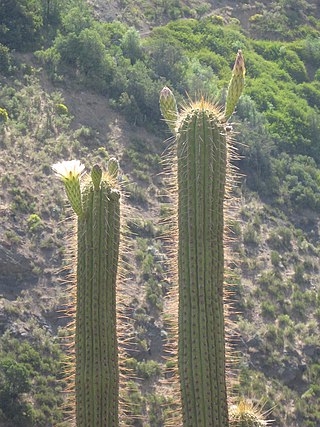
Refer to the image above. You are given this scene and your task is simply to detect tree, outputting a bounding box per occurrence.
[121,28,143,64]
[0,357,33,425]
[0,0,43,50]
[0,358,31,398]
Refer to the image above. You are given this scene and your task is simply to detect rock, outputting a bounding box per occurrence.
[0,243,37,299]
[278,357,306,387]
[303,344,320,359]
[0,244,34,277]
[247,335,264,350]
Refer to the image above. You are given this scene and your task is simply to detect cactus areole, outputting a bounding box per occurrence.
[176,101,229,427]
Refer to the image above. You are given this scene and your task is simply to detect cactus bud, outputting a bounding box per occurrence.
[160,86,178,134]
[107,157,119,179]
[225,49,245,120]
[91,164,102,191]
[52,160,85,216]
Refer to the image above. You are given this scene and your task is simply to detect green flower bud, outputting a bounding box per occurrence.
[91,164,102,191]
[107,157,119,179]
[160,86,178,134]
[225,49,245,120]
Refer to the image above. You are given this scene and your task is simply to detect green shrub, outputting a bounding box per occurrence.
[136,360,161,379]
[207,15,224,26]
[261,301,276,319]
[55,103,68,115]
[27,214,43,233]
[0,44,12,73]
[243,224,260,245]
[121,28,142,64]
[0,107,8,124]
[271,250,281,267]
[294,263,306,285]
[0,0,43,51]
[146,279,164,311]
[267,227,292,250]
[278,48,308,82]
[123,381,145,418]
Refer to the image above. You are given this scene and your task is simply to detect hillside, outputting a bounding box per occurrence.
[88,0,320,35]
[0,0,320,426]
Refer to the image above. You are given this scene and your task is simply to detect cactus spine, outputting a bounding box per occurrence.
[160,51,245,427]
[229,401,269,426]
[53,159,121,427]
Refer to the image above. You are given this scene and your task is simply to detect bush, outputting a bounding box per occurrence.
[136,360,161,379]
[261,301,276,319]
[267,227,292,251]
[55,103,68,115]
[0,107,8,124]
[0,358,31,396]
[0,357,34,426]
[27,214,43,232]
[0,44,12,73]
[243,224,259,245]
[121,28,142,64]
[278,48,308,82]
[0,0,43,51]
[271,251,281,267]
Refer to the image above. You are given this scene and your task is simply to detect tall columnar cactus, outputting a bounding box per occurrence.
[53,159,121,427]
[160,50,245,427]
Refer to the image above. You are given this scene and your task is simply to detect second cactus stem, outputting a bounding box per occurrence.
[177,101,229,427]
[160,50,245,427]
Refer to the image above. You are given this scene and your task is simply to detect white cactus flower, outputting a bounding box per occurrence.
[52,160,85,181]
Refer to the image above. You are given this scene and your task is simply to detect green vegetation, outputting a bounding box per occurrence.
[0,332,64,426]
[0,107,8,124]
[0,0,320,426]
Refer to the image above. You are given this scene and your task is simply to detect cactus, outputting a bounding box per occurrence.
[229,401,269,426]
[53,159,121,427]
[160,51,245,427]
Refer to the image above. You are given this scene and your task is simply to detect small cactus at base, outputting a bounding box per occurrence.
[229,401,269,427]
